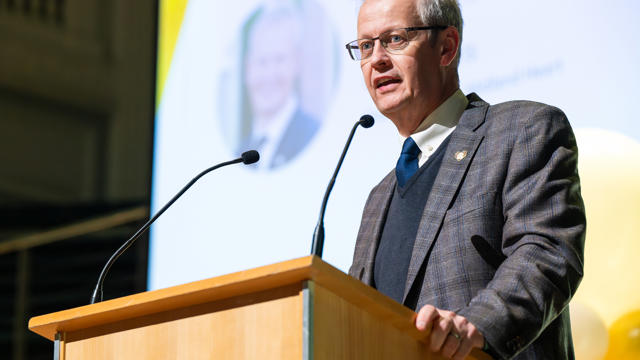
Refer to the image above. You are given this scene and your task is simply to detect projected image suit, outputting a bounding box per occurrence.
[236,4,321,170]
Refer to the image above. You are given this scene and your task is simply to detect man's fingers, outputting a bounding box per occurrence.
[441,332,462,359]
[452,336,473,360]
[416,305,485,359]
[451,317,482,360]
[429,311,455,352]
[415,304,438,330]
[467,324,485,349]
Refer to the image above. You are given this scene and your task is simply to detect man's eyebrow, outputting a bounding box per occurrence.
[356,29,371,39]
[358,23,407,39]
[356,29,381,40]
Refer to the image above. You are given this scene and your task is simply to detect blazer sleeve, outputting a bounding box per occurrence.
[457,105,586,359]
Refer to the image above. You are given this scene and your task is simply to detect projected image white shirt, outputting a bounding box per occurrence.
[247,95,298,170]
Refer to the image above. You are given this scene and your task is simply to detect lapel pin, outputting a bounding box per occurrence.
[454,150,468,161]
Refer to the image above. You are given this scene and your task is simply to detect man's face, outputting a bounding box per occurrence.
[358,0,448,134]
[245,19,298,121]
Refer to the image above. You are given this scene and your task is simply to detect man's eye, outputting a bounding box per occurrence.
[389,34,405,43]
[359,41,373,51]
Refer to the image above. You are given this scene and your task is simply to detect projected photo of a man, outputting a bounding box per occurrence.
[236,3,321,170]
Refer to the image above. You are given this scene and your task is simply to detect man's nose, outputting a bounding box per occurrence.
[369,40,390,68]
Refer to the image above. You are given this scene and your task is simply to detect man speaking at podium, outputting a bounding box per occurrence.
[346,0,586,359]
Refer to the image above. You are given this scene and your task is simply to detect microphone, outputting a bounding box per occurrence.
[311,115,374,258]
[241,150,260,165]
[89,150,260,304]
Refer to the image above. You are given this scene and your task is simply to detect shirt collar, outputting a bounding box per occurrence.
[251,95,298,170]
[413,89,467,136]
[399,89,469,165]
[252,95,298,141]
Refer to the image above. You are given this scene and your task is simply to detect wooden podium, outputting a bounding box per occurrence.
[29,256,490,359]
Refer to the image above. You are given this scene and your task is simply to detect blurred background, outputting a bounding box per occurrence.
[1,0,639,359]
[0,0,156,358]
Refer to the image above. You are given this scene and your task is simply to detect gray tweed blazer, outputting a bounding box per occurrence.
[348,93,586,359]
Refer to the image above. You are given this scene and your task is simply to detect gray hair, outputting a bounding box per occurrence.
[416,0,463,68]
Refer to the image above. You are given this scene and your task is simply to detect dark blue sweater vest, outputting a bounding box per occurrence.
[374,136,451,305]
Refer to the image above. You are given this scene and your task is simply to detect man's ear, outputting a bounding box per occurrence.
[439,26,460,67]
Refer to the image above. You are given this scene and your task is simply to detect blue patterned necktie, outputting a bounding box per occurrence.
[396,137,421,187]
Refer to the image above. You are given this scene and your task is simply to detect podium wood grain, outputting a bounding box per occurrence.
[29,256,491,359]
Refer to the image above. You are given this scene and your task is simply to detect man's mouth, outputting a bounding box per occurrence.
[375,77,401,90]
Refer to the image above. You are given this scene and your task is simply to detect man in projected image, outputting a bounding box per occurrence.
[238,5,320,170]
[347,0,586,359]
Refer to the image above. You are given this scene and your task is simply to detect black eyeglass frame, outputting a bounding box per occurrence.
[345,25,449,60]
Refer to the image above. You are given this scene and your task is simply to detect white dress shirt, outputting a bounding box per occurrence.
[401,89,469,167]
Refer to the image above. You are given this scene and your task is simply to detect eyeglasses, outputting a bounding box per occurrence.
[345,26,448,61]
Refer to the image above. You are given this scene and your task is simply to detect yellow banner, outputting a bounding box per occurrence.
[156,0,189,108]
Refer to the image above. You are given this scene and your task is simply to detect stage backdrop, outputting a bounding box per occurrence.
[150,1,640,358]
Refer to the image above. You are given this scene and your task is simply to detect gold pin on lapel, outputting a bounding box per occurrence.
[454,150,468,161]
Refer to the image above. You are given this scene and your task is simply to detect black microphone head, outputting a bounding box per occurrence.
[241,150,260,164]
[359,114,375,128]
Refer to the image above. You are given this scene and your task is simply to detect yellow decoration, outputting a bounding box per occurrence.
[604,310,640,360]
[156,0,189,107]
[572,128,640,327]
[570,301,609,360]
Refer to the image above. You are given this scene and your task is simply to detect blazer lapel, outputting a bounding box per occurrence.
[354,171,396,286]
[402,94,489,302]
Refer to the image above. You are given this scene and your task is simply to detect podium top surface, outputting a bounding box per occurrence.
[28,256,412,341]
[29,256,492,359]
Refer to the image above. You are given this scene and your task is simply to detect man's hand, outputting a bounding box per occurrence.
[416,305,485,360]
